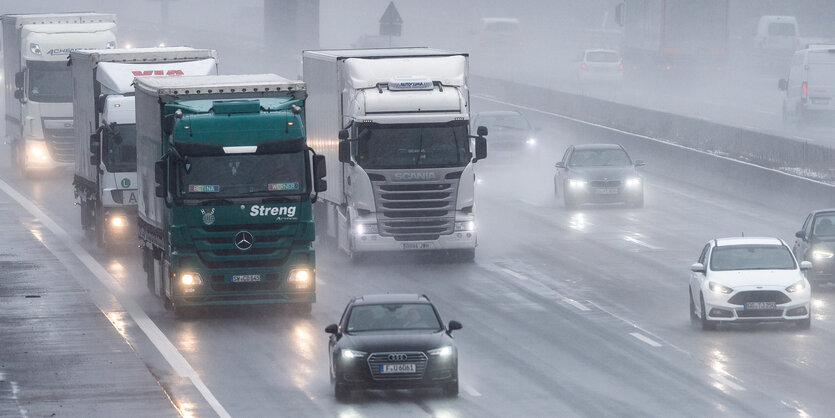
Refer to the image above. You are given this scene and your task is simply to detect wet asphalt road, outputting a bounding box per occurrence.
[1,94,834,417]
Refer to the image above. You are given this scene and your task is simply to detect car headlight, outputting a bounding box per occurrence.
[288,268,313,287]
[354,223,378,235]
[708,281,733,294]
[341,349,367,359]
[786,279,806,293]
[526,138,537,146]
[568,179,587,188]
[180,272,203,286]
[812,250,833,260]
[625,177,641,188]
[454,221,475,232]
[428,346,454,357]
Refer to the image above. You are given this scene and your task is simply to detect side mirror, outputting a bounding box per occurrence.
[338,141,351,164]
[89,133,101,166]
[14,71,24,89]
[690,262,705,273]
[338,129,349,140]
[325,323,339,334]
[477,126,488,136]
[778,79,788,91]
[14,89,24,101]
[800,261,813,271]
[634,160,646,167]
[154,160,167,198]
[162,114,176,135]
[473,136,487,162]
[313,154,327,192]
[555,161,566,168]
[447,320,462,333]
[795,230,806,240]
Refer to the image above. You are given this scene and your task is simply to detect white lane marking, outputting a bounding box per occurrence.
[629,332,662,347]
[710,373,746,391]
[472,95,835,188]
[462,383,482,397]
[623,235,662,250]
[0,179,231,418]
[500,267,529,281]
[587,301,689,356]
[563,298,590,311]
[11,381,27,418]
[500,267,590,311]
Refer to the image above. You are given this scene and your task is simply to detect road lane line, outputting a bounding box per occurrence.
[623,235,662,250]
[0,179,231,418]
[710,373,746,391]
[563,298,590,311]
[462,383,482,397]
[587,301,689,356]
[629,332,662,347]
[500,266,591,312]
[500,267,529,281]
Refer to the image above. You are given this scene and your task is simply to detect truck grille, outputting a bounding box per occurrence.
[190,224,299,268]
[367,352,428,381]
[42,119,75,163]
[370,171,459,240]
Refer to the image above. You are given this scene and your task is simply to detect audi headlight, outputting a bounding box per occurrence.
[30,42,41,55]
[288,268,313,287]
[568,179,587,188]
[786,280,806,293]
[180,272,203,286]
[428,346,453,357]
[341,349,367,359]
[625,177,641,188]
[454,221,475,232]
[354,223,378,235]
[812,250,833,260]
[708,281,733,294]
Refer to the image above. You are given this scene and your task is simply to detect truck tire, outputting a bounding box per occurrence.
[94,202,105,247]
[290,302,313,315]
[456,248,475,263]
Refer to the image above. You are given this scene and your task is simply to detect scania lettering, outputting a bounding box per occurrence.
[1,13,117,175]
[304,48,487,262]
[134,74,326,316]
[70,47,217,247]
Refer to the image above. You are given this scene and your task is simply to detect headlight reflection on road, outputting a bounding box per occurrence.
[569,212,589,231]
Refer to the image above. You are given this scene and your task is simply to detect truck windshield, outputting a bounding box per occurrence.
[355,121,470,169]
[178,152,308,199]
[27,61,73,103]
[103,124,137,173]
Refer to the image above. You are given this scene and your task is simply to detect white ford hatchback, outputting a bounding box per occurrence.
[689,237,812,330]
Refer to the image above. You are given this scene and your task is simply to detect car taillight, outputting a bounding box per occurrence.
[618,61,623,71]
[802,81,808,102]
[581,62,588,71]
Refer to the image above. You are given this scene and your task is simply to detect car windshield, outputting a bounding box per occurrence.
[586,51,620,63]
[569,149,632,167]
[103,123,137,173]
[27,61,72,103]
[346,303,441,332]
[769,22,796,36]
[813,214,835,238]
[478,113,530,130]
[710,245,797,271]
[355,122,471,169]
[178,152,307,199]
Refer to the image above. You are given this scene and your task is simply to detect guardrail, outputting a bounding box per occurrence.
[472,74,835,213]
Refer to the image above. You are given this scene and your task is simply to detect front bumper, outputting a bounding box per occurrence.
[566,184,642,204]
[352,230,476,252]
[335,354,457,389]
[702,285,811,323]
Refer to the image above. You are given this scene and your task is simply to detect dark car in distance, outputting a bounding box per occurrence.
[325,294,462,400]
[554,144,645,208]
[793,209,835,286]
[471,110,537,151]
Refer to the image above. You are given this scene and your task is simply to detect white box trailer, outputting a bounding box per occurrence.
[303,48,487,261]
[1,13,117,175]
[70,47,217,246]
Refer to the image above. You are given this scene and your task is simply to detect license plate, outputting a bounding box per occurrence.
[231,274,261,283]
[593,187,619,195]
[745,302,776,310]
[402,242,431,250]
[380,363,416,374]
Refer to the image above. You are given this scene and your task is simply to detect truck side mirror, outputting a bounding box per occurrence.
[615,3,624,26]
[474,136,487,162]
[313,154,327,192]
[162,114,176,135]
[338,141,351,164]
[14,89,24,101]
[14,71,24,89]
[89,133,101,166]
[477,126,488,136]
[338,129,349,140]
[154,160,168,198]
[778,79,788,91]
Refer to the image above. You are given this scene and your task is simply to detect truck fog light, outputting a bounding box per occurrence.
[180,272,203,286]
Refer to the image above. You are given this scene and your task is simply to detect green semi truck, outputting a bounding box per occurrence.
[134,74,326,316]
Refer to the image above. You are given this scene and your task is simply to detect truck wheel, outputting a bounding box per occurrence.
[94,202,105,247]
[456,249,475,263]
[290,302,313,315]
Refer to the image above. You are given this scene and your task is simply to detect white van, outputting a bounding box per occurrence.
[755,16,799,52]
[779,45,835,128]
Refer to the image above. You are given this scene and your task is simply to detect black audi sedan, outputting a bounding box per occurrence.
[325,294,462,400]
[793,208,835,286]
[554,143,645,208]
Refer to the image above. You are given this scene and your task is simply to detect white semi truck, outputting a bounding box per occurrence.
[70,47,217,246]
[303,48,487,261]
[1,13,117,175]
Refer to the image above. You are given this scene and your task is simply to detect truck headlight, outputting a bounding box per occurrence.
[110,215,126,228]
[180,272,203,286]
[428,346,453,357]
[625,177,641,188]
[708,281,733,294]
[526,138,537,146]
[27,142,48,161]
[354,223,378,235]
[454,221,475,232]
[568,179,587,188]
[786,280,806,293]
[812,250,833,260]
[288,268,313,288]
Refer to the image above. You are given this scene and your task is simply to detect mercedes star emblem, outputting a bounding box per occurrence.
[234,231,254,251]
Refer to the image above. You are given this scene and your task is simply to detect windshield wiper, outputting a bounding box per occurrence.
[198,198,234,206]
[261,196,298,203]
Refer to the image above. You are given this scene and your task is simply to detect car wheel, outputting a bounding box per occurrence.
[628,192,644,208]
[334,382,350,401]
[689,289,698,323]
[553,180,559,197]
[563,191,578,210]
[442,380,459,397]
[700,293,717,331]
[796,305,811,330]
